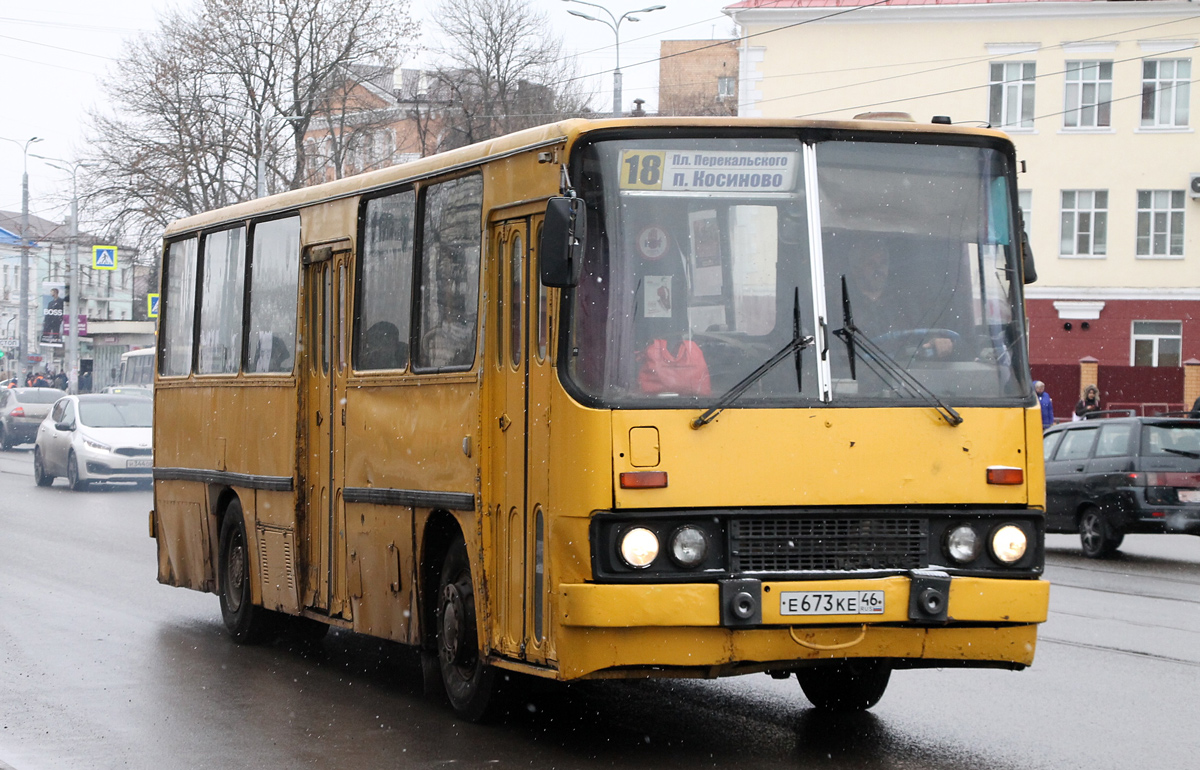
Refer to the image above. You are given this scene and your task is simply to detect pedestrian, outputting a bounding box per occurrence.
[1074,384,1101,420]
[1035,381,1054,429]
[1190,393,1200,419]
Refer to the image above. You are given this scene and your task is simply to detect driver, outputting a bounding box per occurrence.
[845,239,954,358]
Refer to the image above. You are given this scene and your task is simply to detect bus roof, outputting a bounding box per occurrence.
[162,116,1013,238]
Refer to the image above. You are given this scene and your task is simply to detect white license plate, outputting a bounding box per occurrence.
[779,590,885,616]
[127,458,152,468]
[1179,489,1200,503]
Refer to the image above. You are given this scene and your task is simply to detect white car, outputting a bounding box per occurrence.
[34,394,153,490]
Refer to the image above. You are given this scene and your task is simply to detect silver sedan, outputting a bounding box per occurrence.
[34,394,153,490]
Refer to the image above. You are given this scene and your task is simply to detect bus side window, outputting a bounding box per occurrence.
[161,237,199,376]
[415,175,483,371]
[356,192,414,372]
[246,216,301,374]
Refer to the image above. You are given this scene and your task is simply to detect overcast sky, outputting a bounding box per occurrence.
[0,0,739,225]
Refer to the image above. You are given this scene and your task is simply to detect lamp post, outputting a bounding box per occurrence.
[31,155,95,393]
[562,1,666,118]
[1,136,43,376]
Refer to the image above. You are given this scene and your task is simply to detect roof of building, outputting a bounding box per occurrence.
[0,209,104,248]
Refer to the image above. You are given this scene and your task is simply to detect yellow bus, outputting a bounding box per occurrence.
[151,116,1049,720]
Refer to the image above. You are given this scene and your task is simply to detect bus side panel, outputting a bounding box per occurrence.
[154,483,213,592]
[342,379,480,643]
[347,502,415,642]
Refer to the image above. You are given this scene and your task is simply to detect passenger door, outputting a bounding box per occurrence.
[487,215,551,663]
[301,242,352,616]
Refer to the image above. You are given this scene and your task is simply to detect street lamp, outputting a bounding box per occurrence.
[1,135,43,376]
[210,97,305,198]
[562,1,666,118]
[31,154,96,393]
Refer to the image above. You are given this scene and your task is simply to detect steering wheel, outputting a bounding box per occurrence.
[873,328,961,359]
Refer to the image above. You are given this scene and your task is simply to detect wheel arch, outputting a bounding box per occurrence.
[419,510,465,649]
[209,485,246,594]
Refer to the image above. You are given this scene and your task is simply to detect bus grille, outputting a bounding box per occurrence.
[729,517,927,573]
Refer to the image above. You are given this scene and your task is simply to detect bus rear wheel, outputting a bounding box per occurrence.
[436,534,496,721]
[218,499,278,643]
[797,660,891,713]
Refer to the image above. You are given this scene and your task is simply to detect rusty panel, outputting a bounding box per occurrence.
[348,503,416,643]
[256,524,299,614]
[155,493,211,592]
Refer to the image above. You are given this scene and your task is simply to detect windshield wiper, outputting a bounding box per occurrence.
[833,275,963,428]
[1162,447,1200,459]
[693,288,814,429]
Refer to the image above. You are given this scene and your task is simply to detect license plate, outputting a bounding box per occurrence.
[127,458,152,468]
[1179,489,1200,503]
[779,590,885,616]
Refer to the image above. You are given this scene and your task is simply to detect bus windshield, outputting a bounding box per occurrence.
[565,135,1030,409]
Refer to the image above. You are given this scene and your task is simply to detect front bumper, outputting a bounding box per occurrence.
[554,575,1048,679]
[79,447,153,481]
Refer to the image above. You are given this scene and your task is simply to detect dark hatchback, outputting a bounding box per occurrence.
[1044,413,1200,557]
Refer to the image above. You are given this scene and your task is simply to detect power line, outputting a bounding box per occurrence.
[790,42,1200,121]
[745,16,1200,110]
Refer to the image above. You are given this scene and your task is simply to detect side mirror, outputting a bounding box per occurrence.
[1021,228,1037,284]
[540,197,586,288]
[1016,209,1036,284]
[56,420,75,432]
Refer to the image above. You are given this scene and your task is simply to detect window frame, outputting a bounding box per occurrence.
[1135,189,1186,259]
[1131,320,1182,367]
[1141,58,1191,128]
[1063,60,1113,129]
[989,61,1036,129]
[1059,189,1108,258]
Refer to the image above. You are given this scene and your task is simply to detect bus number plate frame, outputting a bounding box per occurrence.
[779,590,885,616]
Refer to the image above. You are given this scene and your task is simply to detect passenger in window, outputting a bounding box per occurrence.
[359,321,405,370]
[1073,384,1101,421]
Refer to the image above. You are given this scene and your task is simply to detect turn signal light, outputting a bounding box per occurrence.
[987,466,1023,485]
[620,471,668,489]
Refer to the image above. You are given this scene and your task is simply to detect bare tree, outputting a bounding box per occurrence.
[430,0,593,150]
[84,0,418,255]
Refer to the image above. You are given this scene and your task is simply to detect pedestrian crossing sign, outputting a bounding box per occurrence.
[93,245,118,270]
[148,293,160,318]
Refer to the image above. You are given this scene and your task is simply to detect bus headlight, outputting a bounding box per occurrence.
[619,527,659,569]
[990,525,1028,564]
[669,525,708,568]
[945,524,981,563]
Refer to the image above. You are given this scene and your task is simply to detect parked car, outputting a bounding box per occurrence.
[101,385,152,398]
[1043,412,1200,557]
[0,387,67,449]
[33,394,153,490]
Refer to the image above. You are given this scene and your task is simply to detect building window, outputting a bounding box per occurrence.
[718,76,736,100]
[1064,61,1112,128]
[1142,59,1190,128]
[1132,320,1182,367]
[989,62,1035,128]
[1018,189,1032,235]
[1060,190,1107,257]
[1136,190,1185,258]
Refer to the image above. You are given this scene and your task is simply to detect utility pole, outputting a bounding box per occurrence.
[32,155,96,393]
[3,136,44,377]
[563,1,666,118]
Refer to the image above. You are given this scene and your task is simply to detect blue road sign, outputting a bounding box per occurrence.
[93,245,118,270]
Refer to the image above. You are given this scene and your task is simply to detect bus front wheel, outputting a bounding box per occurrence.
[798,660,891,712]
[218,499,278,644]
[436,534,496,721]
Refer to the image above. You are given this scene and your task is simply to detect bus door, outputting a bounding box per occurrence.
[301,241,351,616]
[488,216,550,663]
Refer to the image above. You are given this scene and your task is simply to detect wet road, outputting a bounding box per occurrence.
[1,446,1199,770]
